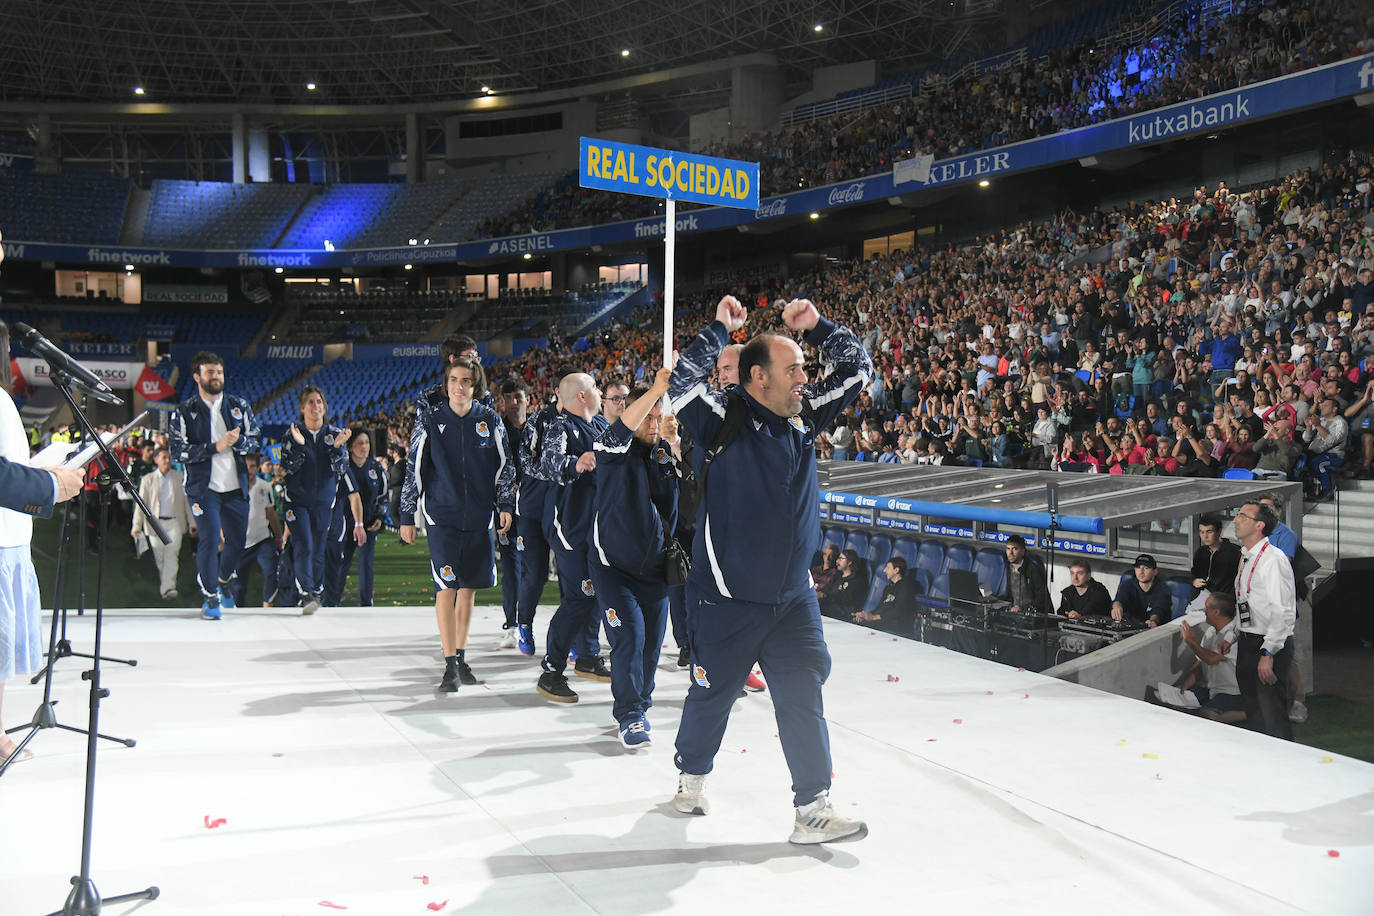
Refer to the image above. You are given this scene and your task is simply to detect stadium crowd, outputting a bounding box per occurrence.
[479,0,1373,238]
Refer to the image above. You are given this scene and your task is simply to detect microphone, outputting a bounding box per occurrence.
[12,322,124,405]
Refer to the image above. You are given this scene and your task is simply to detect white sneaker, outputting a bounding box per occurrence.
[1289,700,1308,724]
[498,630,517,649]
[674,772,709,815]
[789,793,868,845]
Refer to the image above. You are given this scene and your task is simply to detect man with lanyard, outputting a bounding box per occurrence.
[535,372,612,701]
[668,295,872,845]
[1231,501,1297,740]
[587,367,679,746]
[169,351,260,620]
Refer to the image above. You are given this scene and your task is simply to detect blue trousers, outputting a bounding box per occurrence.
[1310,451,1343,493]
[497,526,520,628]
[322,504,352,606]
[287,503,333,599]
[590,560,668,726]
[233,538,278,607]
[674,589,833,807]
[192,489,249,601]
[276,538,299,607]
[543,543,599,674]
[515,513,549,629]
[326,522,378,606]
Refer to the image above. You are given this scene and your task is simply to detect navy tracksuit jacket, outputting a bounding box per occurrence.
[325,456,387,606]
[169,392,259,600]
[280,421,351,599]
[515,404,559,631]
[590,419,679,725]
[668,316,872,806]
[539,408,601,673]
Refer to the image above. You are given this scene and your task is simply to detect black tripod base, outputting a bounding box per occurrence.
[48,876,160,915]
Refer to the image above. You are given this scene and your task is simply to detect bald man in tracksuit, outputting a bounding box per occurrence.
[535,373,612,702]
[589,368,678,748]
[669,295,872,845]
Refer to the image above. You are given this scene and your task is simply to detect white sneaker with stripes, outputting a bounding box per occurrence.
[789,792,868,845]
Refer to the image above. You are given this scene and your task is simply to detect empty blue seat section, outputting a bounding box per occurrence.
[822,527,846,555]
[0,304,264,348]
[1163,576,1194,620]
[143,179,310,249]
[915,541,945,587]
[843,531,869,560]
[890,538,920,572]
[973,548,1009,598]
[176,357,311,410]
[0,171,131,244]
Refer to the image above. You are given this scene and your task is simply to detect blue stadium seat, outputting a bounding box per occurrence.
[973,548,1009,598]
[843,531,869,560]
[1163,577,1194,620]
[891,538,920,571]
[822,527,846,554]
[1222,468,1256,480]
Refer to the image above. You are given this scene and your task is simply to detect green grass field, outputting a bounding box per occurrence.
[26,516,1374,763]
[28,516,559,610]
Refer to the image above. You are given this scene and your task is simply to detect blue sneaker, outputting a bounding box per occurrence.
[218,589,237,610]
[517,625,536,657]
[619,716,651,750]
[201,600,222,621]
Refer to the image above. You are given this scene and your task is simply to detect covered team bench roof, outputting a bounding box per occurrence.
[818,463,1303,535]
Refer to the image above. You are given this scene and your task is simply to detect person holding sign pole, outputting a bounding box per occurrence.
[668,295,872,844]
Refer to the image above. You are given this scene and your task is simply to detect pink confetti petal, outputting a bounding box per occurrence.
[985,690,994,695]
[413,875,430,885]
[427,902,450,912]
[1154,773,1163,780]
[203,816,227,829]
[1022,693,1029,699]
[1016,667,1026,672]
[926,738,937,742]
[318,903,348,910]
[740,748,747,754]
[891,637,898,641]
[1327,849,1340,858]
[952,718,963,724]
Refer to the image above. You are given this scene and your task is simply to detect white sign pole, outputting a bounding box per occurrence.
[663,197,675,371]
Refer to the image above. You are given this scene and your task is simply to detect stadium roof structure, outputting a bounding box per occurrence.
[0,0,1021,111]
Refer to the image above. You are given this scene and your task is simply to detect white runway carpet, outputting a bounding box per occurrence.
[1,605,1370,915]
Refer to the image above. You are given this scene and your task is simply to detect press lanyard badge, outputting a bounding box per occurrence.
[1235,541,1269,628]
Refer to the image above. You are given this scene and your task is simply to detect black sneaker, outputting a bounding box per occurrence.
[537,671,578,703]
[573,656,612,682]
[439,665,459,693]
[457,660,479,686]
[677,646,691,669]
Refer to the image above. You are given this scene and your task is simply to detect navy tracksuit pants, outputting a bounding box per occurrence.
[589,560,668,726]
[674,588,833,808]
[287,504,332,600]
[193,489,249,601]
[543,543,600,673]
[233,538,279,607]
[498,526,520,628]
[515,513,548,629]
[325,514,378,606]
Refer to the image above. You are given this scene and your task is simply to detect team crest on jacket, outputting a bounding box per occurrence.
[580,578,595,596]
[515,536,525,551]
[652,446,671,464]
[191,503,203,517]
[605,607,622,627]
[692,664,711,689]
[476,421,490,437]
[368,469,377,479]
[789,416,805,432]
[231,407,242,420]
[440,565,455,582]
[285,509,295,522]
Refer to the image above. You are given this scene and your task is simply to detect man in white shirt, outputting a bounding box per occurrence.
[1158,593,1245,724]
[1231,502,1297,740]
[233,453,282,608]
[132,446,194,600]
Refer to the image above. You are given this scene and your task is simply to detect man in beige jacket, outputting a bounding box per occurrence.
[132,446,195,599]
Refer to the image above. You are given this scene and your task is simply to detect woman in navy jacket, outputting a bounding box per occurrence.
[324,429,387,606]
[279,386,363,616]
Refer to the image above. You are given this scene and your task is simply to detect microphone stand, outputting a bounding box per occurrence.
[2,365,161,912]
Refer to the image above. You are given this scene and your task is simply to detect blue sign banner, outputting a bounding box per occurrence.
[257,344,324,361]
[68,342,137,358]
[579,137,759,210]
[3,55,1368,270]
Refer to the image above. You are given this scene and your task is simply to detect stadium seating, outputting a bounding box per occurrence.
[0,170,130,244]
[175,356,313,410]
[142,180,310,249]
[1,302,265,347]
[256,356,438,426]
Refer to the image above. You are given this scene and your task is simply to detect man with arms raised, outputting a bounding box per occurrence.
[669,295,872,844]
